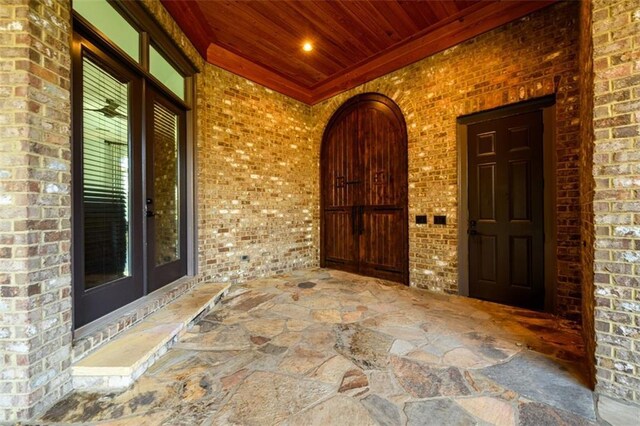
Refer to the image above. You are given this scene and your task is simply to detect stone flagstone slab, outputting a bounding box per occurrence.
[216,371,333,425]
[310,355,357,384]
[73,322,182,379]
[479,351,596,420]
[405,399,477,426]
[334,324,394,369]
[338,368,368,395]
[285,395,377,426]
[455,396,516,425]
[361,394,402,426]
[391,356,471,398]
[597,395,640,426]
[518,401,596,426]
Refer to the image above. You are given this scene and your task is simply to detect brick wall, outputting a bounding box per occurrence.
[196,67,316,284]
[312,1,582,319]
[579,0,596,389]
[0,0,72,421]
[591,0,640,405]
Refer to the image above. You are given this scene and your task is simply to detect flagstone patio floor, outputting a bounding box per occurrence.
[41,268,596,425]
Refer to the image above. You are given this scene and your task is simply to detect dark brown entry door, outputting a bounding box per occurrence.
[321,94,408,284]
[467,111,544,309]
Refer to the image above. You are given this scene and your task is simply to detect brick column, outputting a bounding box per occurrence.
[591,0,640,406]
[578,0,596,389]
[0,0,72,421]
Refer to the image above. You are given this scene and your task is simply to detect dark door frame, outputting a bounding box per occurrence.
[320,92,410,285]
[456,95,557,312]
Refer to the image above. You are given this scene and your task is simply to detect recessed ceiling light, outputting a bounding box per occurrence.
[302,42,313,52]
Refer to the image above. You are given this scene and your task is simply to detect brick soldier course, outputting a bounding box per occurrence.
[0,0,638,421]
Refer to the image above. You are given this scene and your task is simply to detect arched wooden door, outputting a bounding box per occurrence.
[321,93,408,284]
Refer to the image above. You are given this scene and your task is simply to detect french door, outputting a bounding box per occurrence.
[72,34,187,327]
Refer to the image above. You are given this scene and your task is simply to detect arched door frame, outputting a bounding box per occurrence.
[320,92,409,284]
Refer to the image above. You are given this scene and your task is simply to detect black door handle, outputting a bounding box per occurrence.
[468,229,478,236]
[146,198,154,217]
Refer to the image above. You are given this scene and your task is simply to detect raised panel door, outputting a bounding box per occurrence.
[468,111,544,309]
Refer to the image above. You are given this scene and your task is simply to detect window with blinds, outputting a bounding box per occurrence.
[82,56,131,289]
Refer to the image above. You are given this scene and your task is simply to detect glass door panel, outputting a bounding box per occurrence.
[152,102,180,266]
[82,56,131,288]
[146,87,187,291]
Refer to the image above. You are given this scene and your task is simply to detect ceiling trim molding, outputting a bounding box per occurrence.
[206,44,314,104]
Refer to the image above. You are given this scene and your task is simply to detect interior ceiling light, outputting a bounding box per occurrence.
[302,42,313,52]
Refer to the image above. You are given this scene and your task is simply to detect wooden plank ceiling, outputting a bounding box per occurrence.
[161,0,556,105]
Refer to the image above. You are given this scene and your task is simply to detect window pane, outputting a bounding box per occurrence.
[150,46,185,100]
[82,56,131,289]
[153,102,180,265]
[74,0,139,61]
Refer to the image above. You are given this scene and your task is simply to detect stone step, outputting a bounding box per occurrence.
[71,282,231,390]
